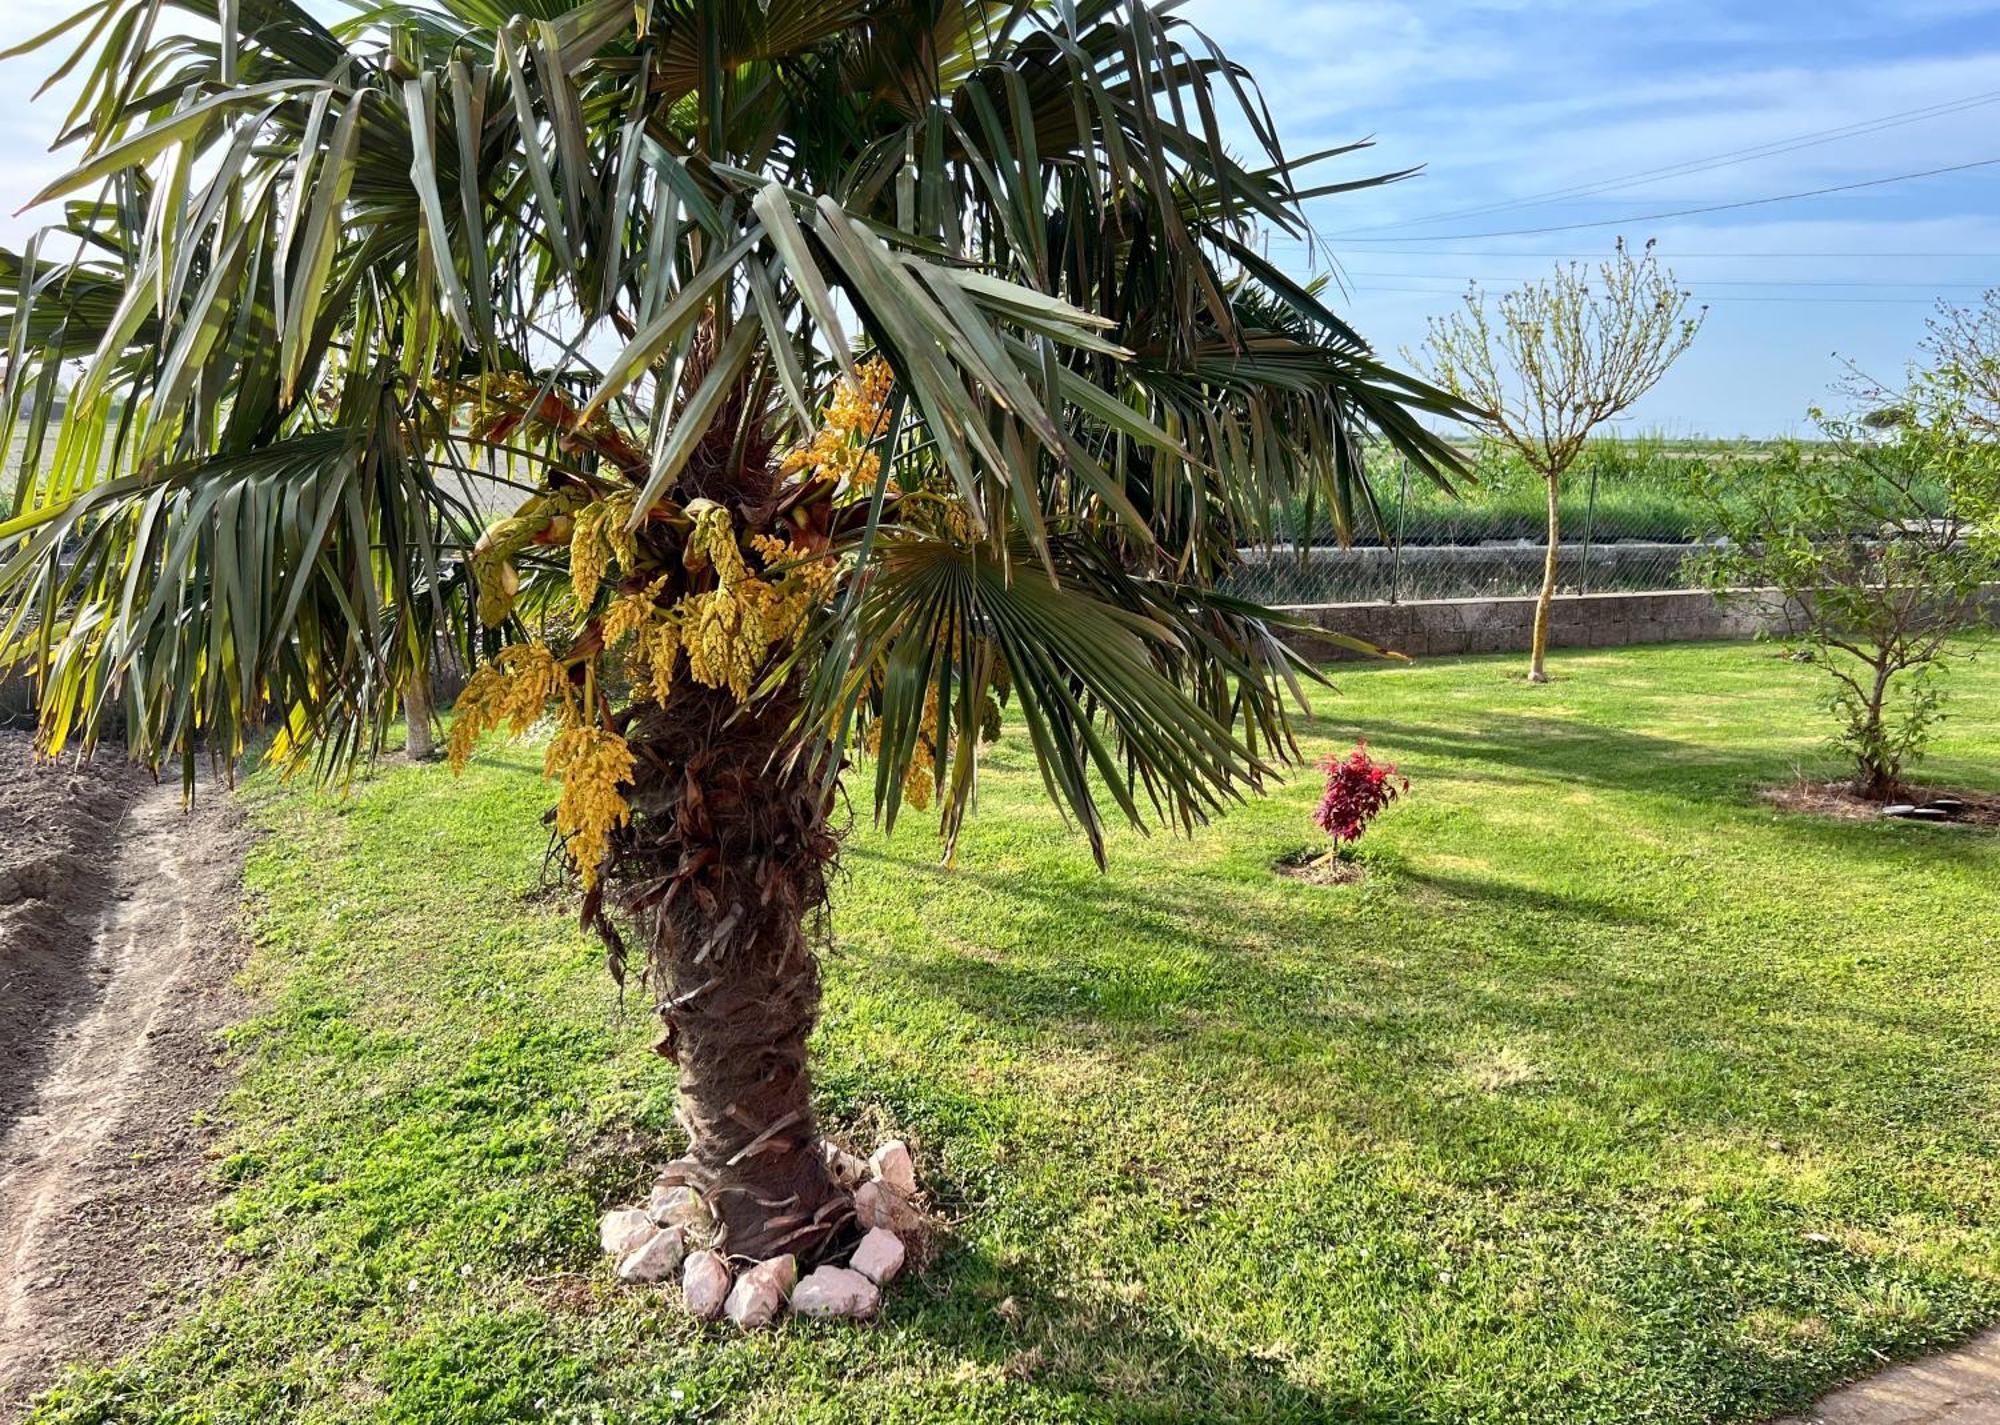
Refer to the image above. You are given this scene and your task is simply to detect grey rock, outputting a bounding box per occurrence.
[868,1139,917,1195]
[791,1265,880,1319]
[820,1140,869,1190]
[853,1179,919,1233]
[681,1249,731,1320]
[647,1183,712,1231]
[724,1254,798,1330]
[599,1207,655,1257]
[849,1227,905,1285]
[615,1225,686,1283]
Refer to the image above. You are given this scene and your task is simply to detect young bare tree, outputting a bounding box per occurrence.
[1418,242,1704,681]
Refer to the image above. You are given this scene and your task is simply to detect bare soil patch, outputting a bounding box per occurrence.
[1273,848,1369,886]
[1761,779,2000,829]
[0,734,250,1420]
[0,742,151,1121]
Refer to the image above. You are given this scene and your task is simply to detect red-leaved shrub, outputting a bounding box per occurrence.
[1312,741,1408,848]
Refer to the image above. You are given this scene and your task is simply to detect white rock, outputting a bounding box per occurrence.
[853,1179,919,1233]
[820,1140,869,1190]
[599,1207,655,1257]
[868,1139,917,1195]
[615,1225,686,1283]
[791,1265,880,1320]
[647,1183,712,1230]
[852,1180,891,1229]
[723,1254,797,1330]
[681,1250,731,1320]
[849,1227,905,1285]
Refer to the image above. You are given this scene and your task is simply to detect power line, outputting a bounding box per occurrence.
[1351,282,1942,305]
[1335,88,2000,235]
[1339,271,1995,289]
[1333,156,2000,242]
[1272,246,2000,260]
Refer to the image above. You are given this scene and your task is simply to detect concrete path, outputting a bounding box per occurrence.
[1776,1328,2000,1425]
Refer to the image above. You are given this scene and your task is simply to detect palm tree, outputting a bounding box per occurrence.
[0,0,1469,1264]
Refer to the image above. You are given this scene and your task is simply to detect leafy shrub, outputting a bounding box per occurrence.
[1695,402,1997,798]
[1313,741,1408,851]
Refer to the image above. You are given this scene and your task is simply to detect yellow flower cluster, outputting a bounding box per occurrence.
[863,692,940,810]
[684,500,749,585]
[447,643,565,772]
[645,618,683,705]
[440,370,626,452]
[642,503,836,703]
[570,491,639,607]
[681,584,770,701]
[447,641,635,890]
[777,357,894,498]
[859,665,1005,814]
[602,578,666,649]
[904,694,939,811]
[544,723,636,892]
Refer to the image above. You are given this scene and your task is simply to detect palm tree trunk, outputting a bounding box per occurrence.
[618,686,852,1263]
[1529,474,1560,683]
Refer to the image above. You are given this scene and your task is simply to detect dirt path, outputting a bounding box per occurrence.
[1775,1329,2000,1424]
[0,741,247,1420]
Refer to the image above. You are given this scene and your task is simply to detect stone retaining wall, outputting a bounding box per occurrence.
[1282,586,2000,662]
[1281,589,1793,662]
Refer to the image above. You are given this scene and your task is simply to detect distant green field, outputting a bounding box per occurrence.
[1319,434,1804,548]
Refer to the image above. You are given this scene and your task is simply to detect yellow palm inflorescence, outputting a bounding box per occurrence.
[778,357,894,499]
[569,491,640,608]
[447,643,566,773]
[447,363,885,892]
[446,640,637,891]
[544,723,637,892]
[862,683,943,812]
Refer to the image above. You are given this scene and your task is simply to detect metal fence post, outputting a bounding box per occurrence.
[1578,458,1600,596]
[1389,458,1410,604]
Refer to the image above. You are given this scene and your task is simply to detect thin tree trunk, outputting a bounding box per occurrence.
[618,686,851,1263]
[1854,664,1897,800]
[1529,474,1561,683]
[404,665,437,762]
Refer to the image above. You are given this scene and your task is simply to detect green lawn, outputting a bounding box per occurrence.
[28,641,2000,1424]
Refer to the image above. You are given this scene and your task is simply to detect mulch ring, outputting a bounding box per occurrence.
[1273,849,1369,885]
[1761,780,2000,829]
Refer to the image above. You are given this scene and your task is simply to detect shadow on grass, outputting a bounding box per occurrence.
[1299,711,1996,868]
[833,682,2000,1210]
[1315,713,1768,797]
[866,1242,1383,1425]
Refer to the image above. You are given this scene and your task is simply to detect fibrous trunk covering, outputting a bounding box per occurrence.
[613,682,851,1262]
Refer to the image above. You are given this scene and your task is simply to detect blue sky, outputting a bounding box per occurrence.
[0,0,1995,435]
[1181,0,2000,435]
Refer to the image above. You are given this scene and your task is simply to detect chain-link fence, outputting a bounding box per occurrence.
[1223,447,1723,607]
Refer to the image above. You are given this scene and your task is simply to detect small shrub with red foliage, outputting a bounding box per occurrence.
[1313,741,1408,851]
